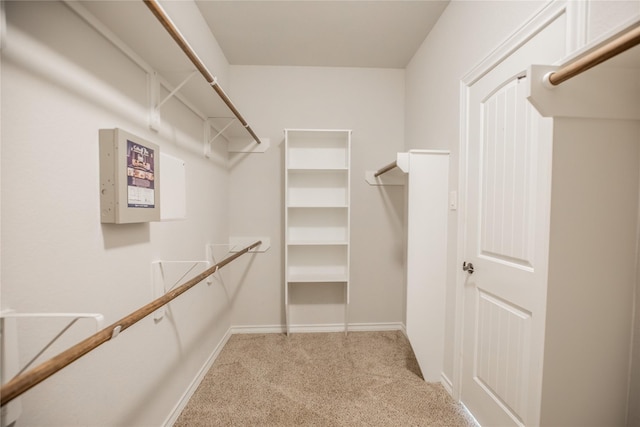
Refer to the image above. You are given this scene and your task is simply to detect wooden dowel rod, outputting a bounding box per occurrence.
[374,161,398,178]
[245,125,262,145]
[142,0,261,144]
[548,25,640,86]
[210,82,248,126]
[0,241,261,407]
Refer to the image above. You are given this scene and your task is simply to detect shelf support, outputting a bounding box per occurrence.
[151,260,211,320]
[156,71,197,111]
[375,161,398,178]
[228,237,271,253]
[204,117,235,157]
[149,71,198,131]
[365,153,409,186]
[0,311,104,385]
[205,239,270,286]
[204,118,270,156]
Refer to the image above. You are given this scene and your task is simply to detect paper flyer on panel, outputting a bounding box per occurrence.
[126,139,155,208]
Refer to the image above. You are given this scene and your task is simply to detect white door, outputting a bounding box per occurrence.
[461,72,550,427]
[459,17,565,426]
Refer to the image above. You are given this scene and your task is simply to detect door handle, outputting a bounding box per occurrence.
[462,262,474,274]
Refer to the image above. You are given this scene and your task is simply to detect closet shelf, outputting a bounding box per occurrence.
[73,1,265,152]
[288,205,348,209]
[287,204,349,209]
[529,23,640,121]
[287,167,349,172]
[544,23,640,86]
[287,274,349,283]
[365,152,408,185]
[375,161,399,177]
[143,0,260,145]
[366,150,452,185]
[287,240,349,246]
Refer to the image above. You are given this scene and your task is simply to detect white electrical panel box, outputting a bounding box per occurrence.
[99,128,160,223]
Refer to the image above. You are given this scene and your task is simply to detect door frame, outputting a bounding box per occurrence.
[452,0,583,402]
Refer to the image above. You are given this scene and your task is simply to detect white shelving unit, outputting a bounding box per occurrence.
[284,129,351,335]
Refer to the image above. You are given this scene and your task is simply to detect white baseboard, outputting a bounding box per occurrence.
[398,322,408,337]
[440,372,454,396]
[230,324,286,334]
[165,321,406,426]
[348,322,406,333]
[162,328,233,427]
[231,322,405,335]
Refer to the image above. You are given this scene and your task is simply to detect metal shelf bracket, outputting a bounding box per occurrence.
[151,259,211,321]
[204,118,270,157]
[204,117,236,158]
[0,310,104,383]
[149,70,198,131]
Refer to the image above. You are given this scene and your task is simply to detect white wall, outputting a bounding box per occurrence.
[227,65,406,330]
[1,1,234,425]
[405,0,548,387]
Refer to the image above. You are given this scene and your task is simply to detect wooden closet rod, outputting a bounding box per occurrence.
[0,240,261,407]
[143,0,261,144]
[374,161,398,177]
[547,25,640,86]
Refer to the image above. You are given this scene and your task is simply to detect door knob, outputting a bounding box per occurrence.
[462,262,474,274]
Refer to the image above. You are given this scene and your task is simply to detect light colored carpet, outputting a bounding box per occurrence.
[174,331,476,426]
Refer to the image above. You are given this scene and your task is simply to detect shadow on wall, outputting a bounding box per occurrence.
[216,252,259,307]
[117,290,231,427]
[101,223,150,249]
[375,183,405,265]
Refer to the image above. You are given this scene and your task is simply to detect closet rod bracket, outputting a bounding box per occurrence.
[110,326,122,340]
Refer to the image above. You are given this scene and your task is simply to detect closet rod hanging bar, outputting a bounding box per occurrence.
[142,0,261,144]
[546,25,640,86]
[0,240,261,407]
[374,161,398,178]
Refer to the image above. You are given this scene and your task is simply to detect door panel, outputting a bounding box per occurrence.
[475,290,532,422]
[462,74,545,427]
[460,8,567,427]
[480,79,534,269]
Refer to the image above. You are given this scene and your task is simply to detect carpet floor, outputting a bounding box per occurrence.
[174,331,477,426]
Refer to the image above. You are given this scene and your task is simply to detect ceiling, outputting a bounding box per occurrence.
[194,1,450,68]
